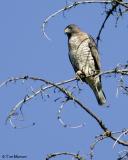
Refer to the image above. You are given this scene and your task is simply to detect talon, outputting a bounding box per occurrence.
[76,70,85,80]
[76,70,83,76]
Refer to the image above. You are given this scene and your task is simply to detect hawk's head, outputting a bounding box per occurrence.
[64,24,80,37]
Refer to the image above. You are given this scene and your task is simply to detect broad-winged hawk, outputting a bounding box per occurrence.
[64,24,106,105]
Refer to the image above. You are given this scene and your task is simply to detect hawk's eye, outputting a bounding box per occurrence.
[68,26,72,30]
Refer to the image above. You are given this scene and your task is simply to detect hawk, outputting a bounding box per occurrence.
[64,24,106,105]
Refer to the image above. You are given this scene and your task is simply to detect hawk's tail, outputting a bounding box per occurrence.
[89,78,106,106]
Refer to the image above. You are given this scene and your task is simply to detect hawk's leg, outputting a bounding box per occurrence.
[76,70,85,81]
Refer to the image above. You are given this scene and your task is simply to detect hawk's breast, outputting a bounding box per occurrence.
[68,34,96,76]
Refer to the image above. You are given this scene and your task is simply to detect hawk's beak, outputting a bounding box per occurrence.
[64,28,70,34]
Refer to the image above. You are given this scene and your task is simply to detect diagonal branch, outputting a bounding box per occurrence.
[6,76,108,131]
[3,74,128,146]
[1,65,128,145]
[1,66,128,125]
[96,2,119,46]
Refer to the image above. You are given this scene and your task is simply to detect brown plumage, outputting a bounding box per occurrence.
[64,24,106,105]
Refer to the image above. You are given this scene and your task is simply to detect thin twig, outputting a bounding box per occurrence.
[114,0,128,9]
[0,76,76,88]
[113,129,128,148]
[90,135,107,159]
[57,100,85,128]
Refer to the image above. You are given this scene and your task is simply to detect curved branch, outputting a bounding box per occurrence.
[1,65,128,145]
[2,66,128,125]
[45,152,84,160]
[6,77,107,131]
[42,0,112,39]
[113,129,128,148]
[57,100,85,128]
[42,0,128,40]
[4,77,76,123]
[4,75,128,146]
[0,76,76,88]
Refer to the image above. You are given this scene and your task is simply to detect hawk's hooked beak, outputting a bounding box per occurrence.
[64,28,70,34]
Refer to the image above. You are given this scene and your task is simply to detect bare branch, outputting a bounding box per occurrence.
[57,100,86,128]
[1,65,128,127]
[4,75,128,146]
[90,135,108,159]
[42,0,112,39]
[118,150,128,160]
[96,2,119,46]
[113,129,128,148]
[4,77,76,124]
[3,75,108,132]
[0,75,29,88]
[0,76,76,88]
[1,65,128,147]
[1,65,128,89]
[114,0,128,9]
[45,152,84,160]
[42,0,128,40]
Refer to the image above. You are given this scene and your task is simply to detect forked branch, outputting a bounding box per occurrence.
[1,65,128,146]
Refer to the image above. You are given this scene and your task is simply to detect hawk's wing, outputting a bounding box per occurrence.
[88,35,101,71]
